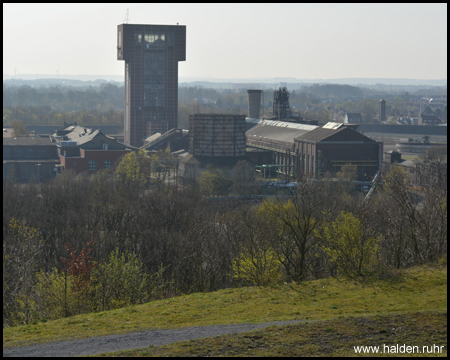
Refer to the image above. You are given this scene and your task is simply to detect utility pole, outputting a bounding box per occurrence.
[36,163,41,183]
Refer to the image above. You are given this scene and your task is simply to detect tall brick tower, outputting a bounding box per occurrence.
[117,24,186,147]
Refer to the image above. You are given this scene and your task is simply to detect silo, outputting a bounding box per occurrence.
[189,114,247,164]
[247,90,262,119]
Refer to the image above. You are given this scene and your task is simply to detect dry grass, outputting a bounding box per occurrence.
[3,264,447,351]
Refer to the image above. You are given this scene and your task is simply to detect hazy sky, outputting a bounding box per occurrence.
[3,3,447,80]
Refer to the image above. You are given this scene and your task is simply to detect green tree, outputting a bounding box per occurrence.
[115,149,151,188]
[336,163,358,181]
[91,249,151,311]
[317,211,380,276]
[232,160,255,195]
[198,165,232,197]
[256,181,331,282]
[3,219,44,326]
[10,120,29,137]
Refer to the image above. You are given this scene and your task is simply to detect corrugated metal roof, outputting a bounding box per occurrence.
[246,121,316,144]
[257,119,318,131]
[296,125,376,143]
[295,127,345,142]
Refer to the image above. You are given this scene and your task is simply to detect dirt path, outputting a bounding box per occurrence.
[3,320,304,357]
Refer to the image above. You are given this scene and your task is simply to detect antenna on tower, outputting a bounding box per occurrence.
[56,68,60,80]
[14,67,17,78]
[124,8,129,24]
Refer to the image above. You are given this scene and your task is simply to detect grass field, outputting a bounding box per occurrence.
[3,264,447,356]
[94,311,447,357]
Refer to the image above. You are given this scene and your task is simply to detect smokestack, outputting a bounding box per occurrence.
[247,90,262,119]
[380,99,386,123]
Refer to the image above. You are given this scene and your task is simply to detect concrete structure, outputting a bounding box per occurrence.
[189,114,247,165]
[3,137,59,182]
[247,90,262,119]
[117,23,186,147]
[380,99,386,122]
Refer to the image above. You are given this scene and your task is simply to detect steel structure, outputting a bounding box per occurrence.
[273,87,292,120]
[189,114,247,164]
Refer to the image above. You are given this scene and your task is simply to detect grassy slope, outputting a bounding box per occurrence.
[3,265,447,352]
[95,311,447,357]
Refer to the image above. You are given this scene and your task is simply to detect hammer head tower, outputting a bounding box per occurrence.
[117,24,186,147]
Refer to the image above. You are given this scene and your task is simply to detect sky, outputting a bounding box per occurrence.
[3,3,448,81]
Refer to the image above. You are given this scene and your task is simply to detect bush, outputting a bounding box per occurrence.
[232,248,283,286]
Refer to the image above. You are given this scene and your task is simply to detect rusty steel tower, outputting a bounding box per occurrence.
[273,87,292,120]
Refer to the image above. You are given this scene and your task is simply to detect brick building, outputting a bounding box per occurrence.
[3,137,59,182]
[117,23,186,147]
[52,125,134,175]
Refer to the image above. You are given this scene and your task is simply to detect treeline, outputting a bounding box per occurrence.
[296,84,366,99]
[3,149,447,327]
[3,83,124,112]
[4,106,124,127]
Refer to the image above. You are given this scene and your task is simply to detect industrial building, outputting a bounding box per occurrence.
[188,114,247,165]
[3,137,59,182]
[294,122,381,180]
[117,23,186,147]
[51,125,133,175]
[245,120,381,181]
[244,88,382,181]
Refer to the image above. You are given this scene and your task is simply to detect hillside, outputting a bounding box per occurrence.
[3,264,447,356]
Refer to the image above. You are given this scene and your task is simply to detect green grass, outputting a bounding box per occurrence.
[94,311,447,357]
[401,155,420,161]
[3,264,447,352]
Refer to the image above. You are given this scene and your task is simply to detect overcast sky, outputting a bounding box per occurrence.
[3,3,447,80]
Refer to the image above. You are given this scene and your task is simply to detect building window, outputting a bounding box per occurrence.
[88,160,97,170]
[4,148,11,157]
[26,148,34,157]
[14,148,22,157]
[104,160,113,170]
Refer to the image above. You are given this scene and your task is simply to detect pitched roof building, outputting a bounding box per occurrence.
[51,125,134,175]
[294,122,381,180]
[344,112,363,124]
[418,113,443,126]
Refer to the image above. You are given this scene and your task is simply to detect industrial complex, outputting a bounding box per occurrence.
[2,22,446,187]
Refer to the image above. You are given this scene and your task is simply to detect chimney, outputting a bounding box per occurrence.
[247,90,262,119]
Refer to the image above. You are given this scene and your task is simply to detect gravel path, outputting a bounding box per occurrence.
[3,320,304,357]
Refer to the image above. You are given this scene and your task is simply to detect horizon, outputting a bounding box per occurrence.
[2,73,447,87]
